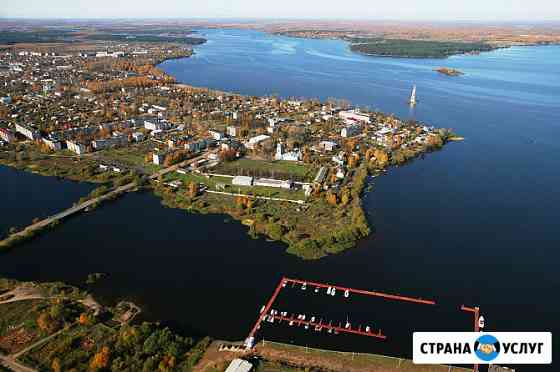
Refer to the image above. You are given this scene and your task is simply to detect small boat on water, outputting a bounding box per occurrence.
[314,287,319,293]
[289,320,294,326]
[331,288,336,296]
[311,316,316,322]
[327,286,332,295]
[301,282,307,290]
[366,326,371,333]
[344,289,350,298]
[260,305,265,313]
[409,85,417,106]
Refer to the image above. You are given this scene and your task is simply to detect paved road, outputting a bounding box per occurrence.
[0,150,215,248]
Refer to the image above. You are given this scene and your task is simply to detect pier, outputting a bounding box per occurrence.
[247,276,437,344]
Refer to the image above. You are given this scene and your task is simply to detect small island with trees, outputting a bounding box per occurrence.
[434,67,464,76]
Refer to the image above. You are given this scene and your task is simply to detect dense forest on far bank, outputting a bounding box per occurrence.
[348,38,497,58]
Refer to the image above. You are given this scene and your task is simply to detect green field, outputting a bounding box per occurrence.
[212,158,316,182]
[163,171,306,201]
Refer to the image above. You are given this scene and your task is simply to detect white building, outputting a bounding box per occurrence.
[341,125,361,138]
[209,130,224,141]
[246,135,270,150]
[227,126,238,137]
[132,132,145,142]
[42,138,62,151]
[275,143,301,162]
[318,141,338,152]
[338,110,371,124]
[0,128,15,143]
[254,178,293,189]
[232,176,254,187]
[225,359,253,372]
[66,140,87,155]
[153,153,165,165]
[15,124,41,141]
[144,120,170,131]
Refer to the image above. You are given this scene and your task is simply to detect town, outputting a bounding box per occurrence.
[0,36,456,259]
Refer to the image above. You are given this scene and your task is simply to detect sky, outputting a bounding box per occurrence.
[1,0,559,21]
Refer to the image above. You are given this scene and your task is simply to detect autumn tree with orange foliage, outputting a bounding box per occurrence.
[326,190,338,206]
[90,346,111,370]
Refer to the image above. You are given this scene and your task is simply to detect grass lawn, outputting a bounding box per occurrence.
[164,171,306,201]
[213,158,316,182]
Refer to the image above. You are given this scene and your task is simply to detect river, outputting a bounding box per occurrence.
[1,29,559,370]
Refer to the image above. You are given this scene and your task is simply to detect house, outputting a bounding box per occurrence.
[132,132,145,142]
[15,123,41,141]
[42,137,62,151]
[227,126,238,137]
[144,119,170,131]
[153,153,165,165]
[232,176,253,187]
[246,135,270,150]
[0,128,15,143]
[209,130,224,141]
[92,135,127,150]
[66,140,87,155]
[314,167,328,184]
[341,125,361,138]
[225,359,253,372]
[318,141,338,152]
[338,110,371,124]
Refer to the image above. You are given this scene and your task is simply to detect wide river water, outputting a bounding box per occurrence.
[2,29,559,369]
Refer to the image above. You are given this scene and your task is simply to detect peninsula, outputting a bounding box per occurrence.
[0,24,456,260]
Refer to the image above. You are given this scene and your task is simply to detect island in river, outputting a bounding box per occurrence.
[434,67,464,76]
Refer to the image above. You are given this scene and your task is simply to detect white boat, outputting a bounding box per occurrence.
[409,85,417,106]
[366,326,371,333]
[301,282,307,290]
[327,286,332,295]
[344,289,350,298]
[289,320,294,326]
[314,287,319,293]
[331,288,336,296]
[282,281,286,287]
[345,322,351,329]
[478,316,485,329]
[304,324,309,330]
[260,305,265,313]
[311,316,316,322]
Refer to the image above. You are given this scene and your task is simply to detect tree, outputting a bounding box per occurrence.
[326,191,338,206]
[187,182,198,198]
[374,149,389,166]
[90,346,111,370]
[51,358,61,372]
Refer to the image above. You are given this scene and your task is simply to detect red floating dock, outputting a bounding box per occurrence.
[246,276,436,342]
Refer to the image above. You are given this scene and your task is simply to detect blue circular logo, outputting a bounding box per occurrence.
[474,334,500,362]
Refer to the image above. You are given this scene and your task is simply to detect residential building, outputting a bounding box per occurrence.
[227,126,238,137]
[209,130,224,141]
[153,153,165,165]
[341,124,361,138]
[338,110,371,124]
[42,137,62,151]
[246,134,270,149]
[66,140,87,155]
[132,132,145,142]
[15,123,41,140]
[318,141,338,152]
[0,128,15,143]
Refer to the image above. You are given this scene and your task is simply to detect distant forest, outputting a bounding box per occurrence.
[0,30,75,45]
[348,38,497,58]
[84,33,206,45]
